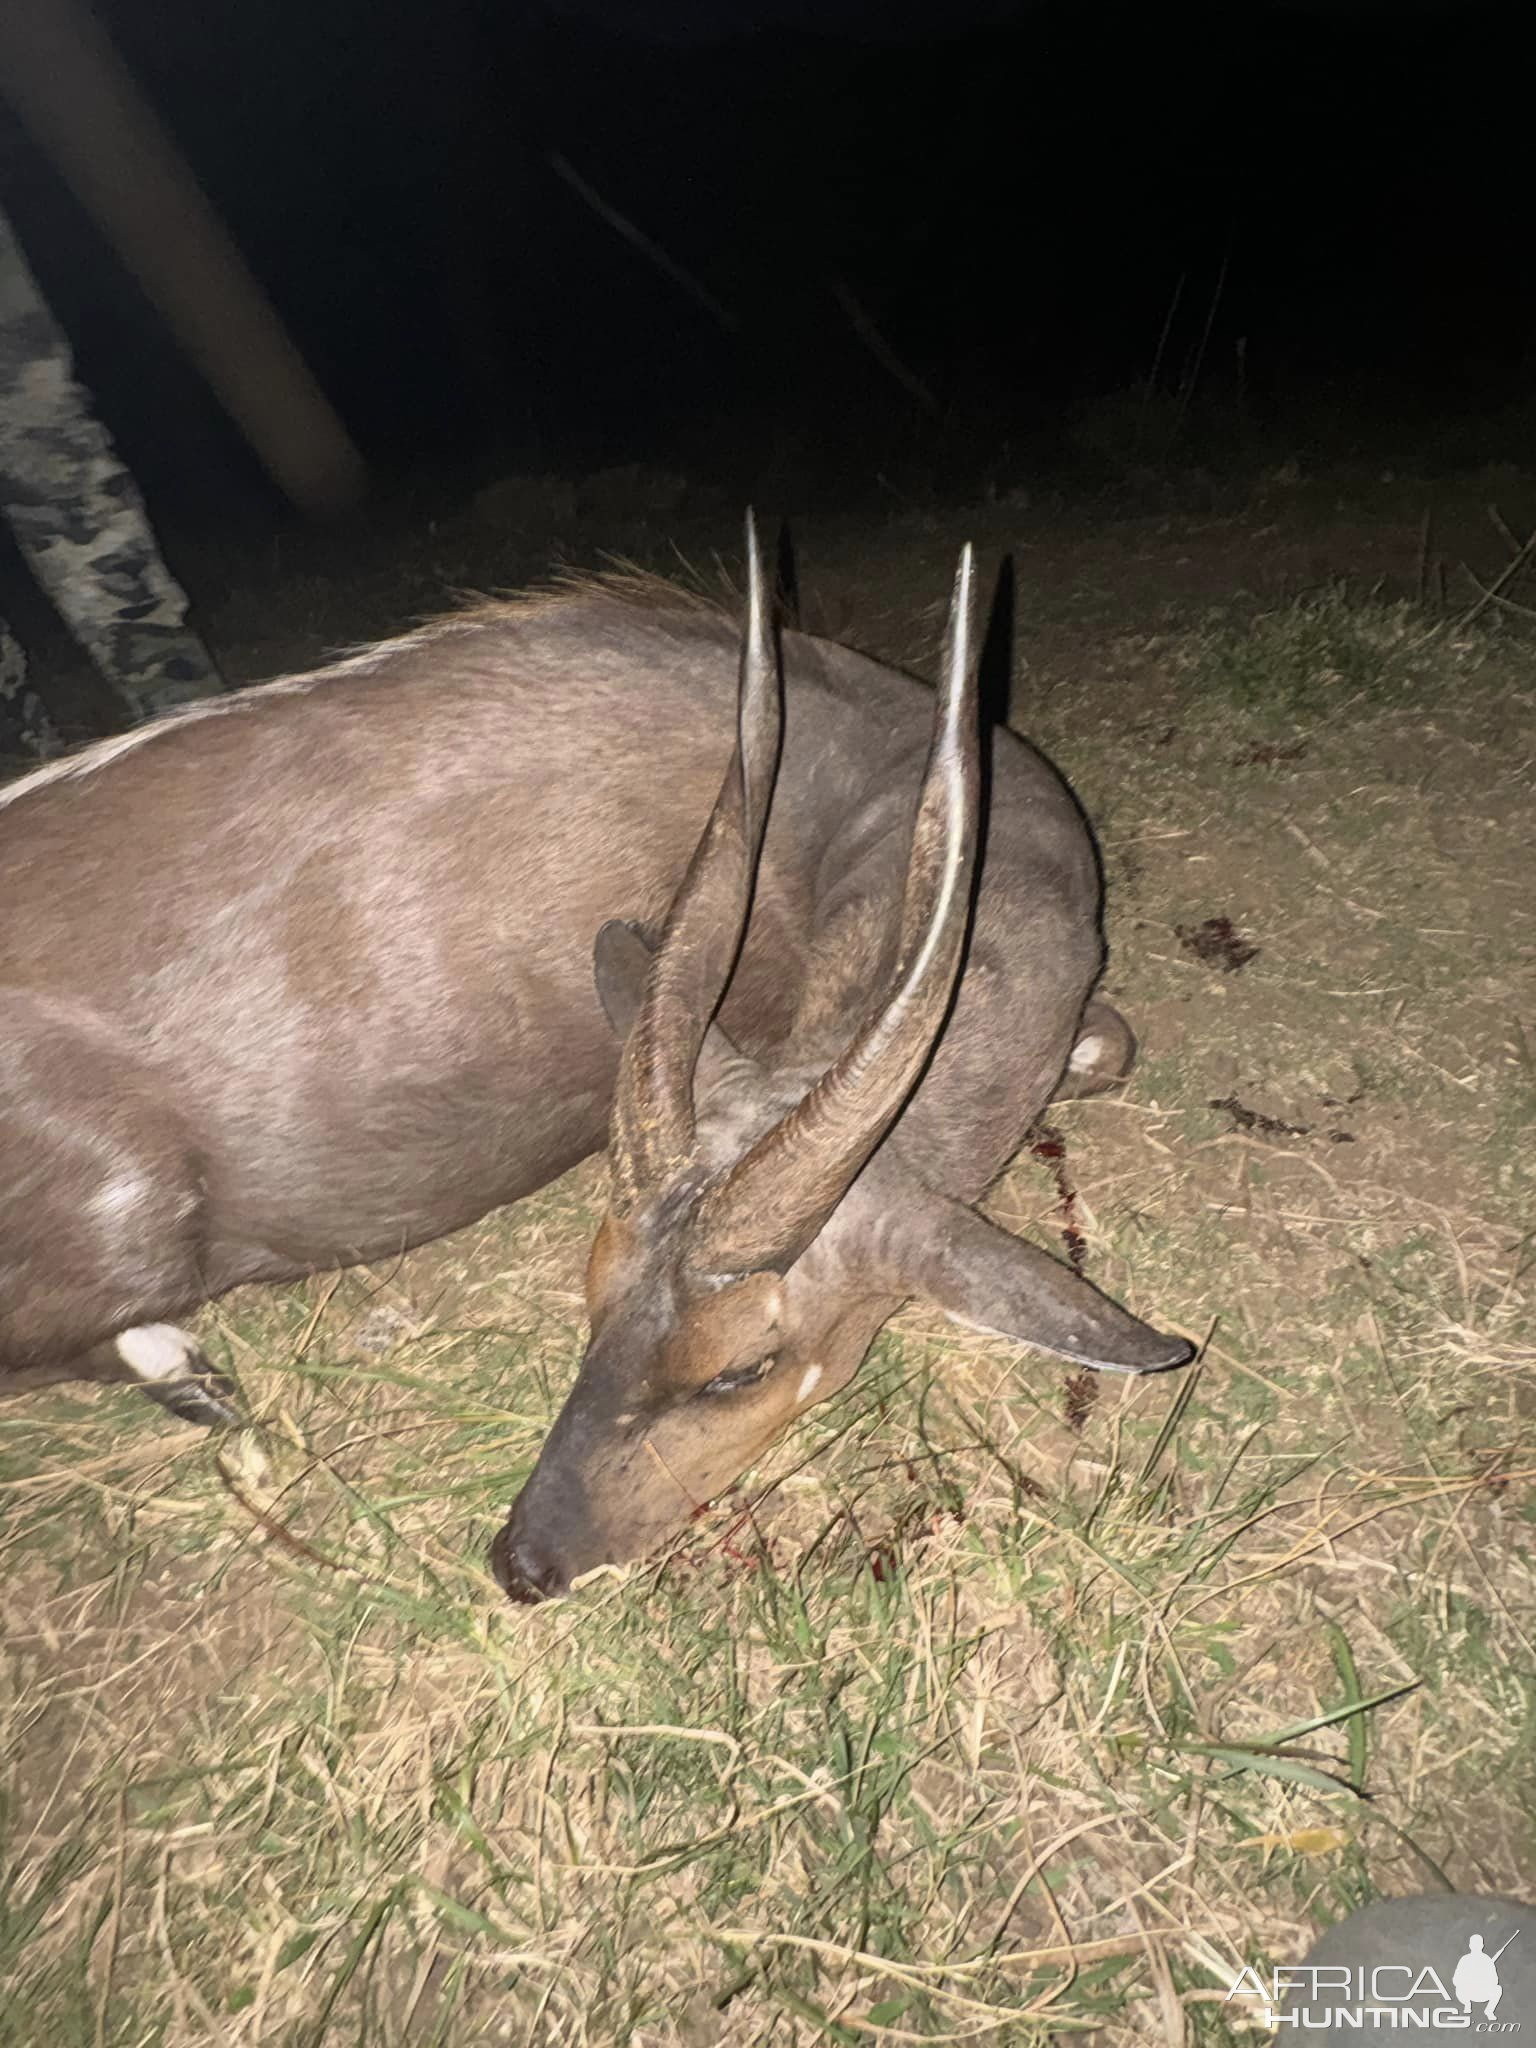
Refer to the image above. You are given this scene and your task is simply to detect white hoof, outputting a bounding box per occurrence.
[115,1323,202,1382]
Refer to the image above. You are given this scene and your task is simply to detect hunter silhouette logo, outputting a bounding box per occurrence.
[1455,1936,1514,2021]
[1227,1925,1522,2031]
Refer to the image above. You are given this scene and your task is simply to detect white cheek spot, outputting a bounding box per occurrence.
[796,1364,824,1404]
[1069,1034,1106,1073]
[115,1323,199,1383]
[613,1412,635,1428]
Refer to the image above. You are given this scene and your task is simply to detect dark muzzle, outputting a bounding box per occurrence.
[489,1517,568,1604]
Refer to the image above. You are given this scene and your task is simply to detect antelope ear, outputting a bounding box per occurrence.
[593,920,657,1041]
[594,920,758,1090]
[891,1187,1194,1374]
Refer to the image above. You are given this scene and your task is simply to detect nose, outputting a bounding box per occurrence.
[489,1519,568,1604]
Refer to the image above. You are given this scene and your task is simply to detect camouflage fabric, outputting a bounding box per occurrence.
[0,612,61,757]
[0,204,223,743]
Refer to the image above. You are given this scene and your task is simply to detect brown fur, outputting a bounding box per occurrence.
[490,542,1191,1599]
[0,553,1189,1592]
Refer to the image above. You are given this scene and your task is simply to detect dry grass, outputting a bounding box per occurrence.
[2,514,1532,2046]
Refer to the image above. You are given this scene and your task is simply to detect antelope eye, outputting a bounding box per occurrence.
[698,1353,778,1397]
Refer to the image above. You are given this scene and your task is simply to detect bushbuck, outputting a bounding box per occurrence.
[0,516,1191,1600]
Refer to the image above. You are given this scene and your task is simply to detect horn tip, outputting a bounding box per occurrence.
[945,544,980,670]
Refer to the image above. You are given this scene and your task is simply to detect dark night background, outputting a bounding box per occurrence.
[0,2,1531,528]
[0,0,1531,537]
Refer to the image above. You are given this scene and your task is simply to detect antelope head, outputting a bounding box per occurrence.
[491,518,1191,1601]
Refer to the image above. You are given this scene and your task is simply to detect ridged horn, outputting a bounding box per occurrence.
[692,544,982,1273]
[608,510,782,1209]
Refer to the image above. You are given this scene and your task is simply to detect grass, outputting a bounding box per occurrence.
[2,507,1533,2045]
[1182,588,1456,723]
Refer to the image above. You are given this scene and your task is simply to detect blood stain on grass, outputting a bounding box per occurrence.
[1177,916,1260,971]
[1029,1123,1099,1430]
[1210,1093,1357,1144]
[1063,1369,1099,1433]
[1209,1093,1311,1139]
[1029,1124,1089,1275]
